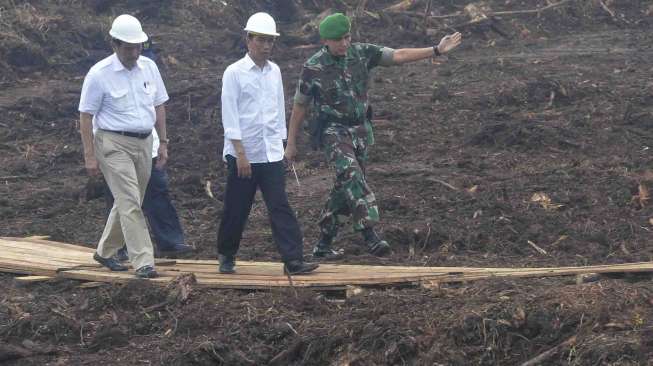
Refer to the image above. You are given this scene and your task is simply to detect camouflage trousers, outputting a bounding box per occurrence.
[318,121,379,237]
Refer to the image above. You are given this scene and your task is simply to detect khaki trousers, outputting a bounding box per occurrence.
[94,129,154,270]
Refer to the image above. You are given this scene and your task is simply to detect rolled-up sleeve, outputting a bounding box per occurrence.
[152,63,169,106]
[221,67,241,140]
[78,71,102,114]
[293,66,314,106]
[378,47,396,66]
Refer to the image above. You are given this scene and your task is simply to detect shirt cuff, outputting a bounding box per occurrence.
[154,96,169,107]
[78,107,98,114]
[224,127,242,140]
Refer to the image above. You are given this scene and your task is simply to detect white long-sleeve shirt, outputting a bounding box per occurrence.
[220,53,286,163]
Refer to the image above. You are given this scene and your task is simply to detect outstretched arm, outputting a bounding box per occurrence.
[391,32,462,65]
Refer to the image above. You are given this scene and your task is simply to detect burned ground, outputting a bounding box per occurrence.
[1,0,653,364]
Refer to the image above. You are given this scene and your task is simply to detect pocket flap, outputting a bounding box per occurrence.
[110,89,128,98]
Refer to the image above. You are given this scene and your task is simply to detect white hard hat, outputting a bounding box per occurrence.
[244,12,279,37]
[109,14,148,44]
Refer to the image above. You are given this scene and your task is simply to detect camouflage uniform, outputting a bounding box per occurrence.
[294,43,392,237]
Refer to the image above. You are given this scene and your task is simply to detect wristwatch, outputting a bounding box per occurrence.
[160,138,170,144]
[433,45,441,56]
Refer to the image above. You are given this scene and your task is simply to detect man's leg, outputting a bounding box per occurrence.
[142,159,186,252]
[351,126,389,256]
[95,131,155,270]
[102,181,130,261]
[319,129,387,255]
[257,160,318,274]
[321,131,379,232]
[257,161,303,262]
[217,155,257,260]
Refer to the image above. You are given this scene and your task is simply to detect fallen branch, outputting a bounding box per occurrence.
[384,0,418,12]
[0,175,35,180]
[527,240,548,255]
[520,335,577,366]
[395,0,575,19]
[489,0,575,16]
[268,339,305,366]
[598,0,616,18]
[205,180,214,199]
[423,0,433,28]
[426,178,459,191]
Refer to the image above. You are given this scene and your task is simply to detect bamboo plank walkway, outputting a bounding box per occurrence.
[2,237,653,290]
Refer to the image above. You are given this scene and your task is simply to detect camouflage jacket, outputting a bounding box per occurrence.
[294,43,389,126]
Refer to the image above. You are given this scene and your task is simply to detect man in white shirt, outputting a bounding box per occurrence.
[218,12,318,275]
[103,43,193,261]
[78,14,169,279]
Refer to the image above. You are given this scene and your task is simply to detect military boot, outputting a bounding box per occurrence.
[362,228,390,256]
[312,233,344,260]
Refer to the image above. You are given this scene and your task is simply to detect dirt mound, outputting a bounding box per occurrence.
[467,120,580,151]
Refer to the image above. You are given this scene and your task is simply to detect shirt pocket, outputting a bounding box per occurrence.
[140,82,157,106]
[109,89,131,111]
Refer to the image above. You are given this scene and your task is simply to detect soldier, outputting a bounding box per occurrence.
[285,13,462,258]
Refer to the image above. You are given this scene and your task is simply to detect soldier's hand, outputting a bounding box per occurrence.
[437,32,462,54]
[236,155,252,178]
[284,142,298,163]
[84,154,100,177]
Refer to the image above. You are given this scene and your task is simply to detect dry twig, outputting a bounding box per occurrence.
[520,335,577,366]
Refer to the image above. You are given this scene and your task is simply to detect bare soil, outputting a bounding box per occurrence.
[1,0,653,364]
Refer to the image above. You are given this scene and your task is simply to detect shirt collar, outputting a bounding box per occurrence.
[243,53,271,72]
[111,53,145,72]
[321,46,347,67]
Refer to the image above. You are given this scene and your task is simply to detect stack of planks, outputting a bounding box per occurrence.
[1,237,652,290]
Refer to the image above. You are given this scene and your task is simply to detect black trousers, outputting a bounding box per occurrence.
[217,155,303,262]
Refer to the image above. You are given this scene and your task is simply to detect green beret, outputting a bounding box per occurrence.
[319,13,350,40]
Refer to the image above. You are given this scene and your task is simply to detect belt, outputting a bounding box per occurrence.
[100,129,152,139]
[321,115,364,127]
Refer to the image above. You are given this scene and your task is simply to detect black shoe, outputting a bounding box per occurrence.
[158,244,194,257]
[135,265,158,279]
[114,247,129,262]
[362,228,391,257]
[94,252,128,271]
[284,260,319,275]
[218,254,236,274]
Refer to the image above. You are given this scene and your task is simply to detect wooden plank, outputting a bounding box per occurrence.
[1,237,653,290]
[0,239,95,258]
[1,237,96,252]
[14,275,54,283]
